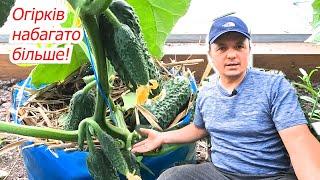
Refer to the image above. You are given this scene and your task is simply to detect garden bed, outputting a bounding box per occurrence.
[0,59,209,179]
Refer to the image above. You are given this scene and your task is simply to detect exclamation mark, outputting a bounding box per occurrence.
[65,46,70,60]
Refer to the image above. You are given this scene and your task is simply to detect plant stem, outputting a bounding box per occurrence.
[78,118,88,149]
[85,118,104,134]
[81,0,113,15]
[103,9,121,28]
[86,128,95,153]
[95,117,132,145]
[309,91,320,123]
[81,12,130,134]
[83,75,95,84]
[81,14,114,126]
[0,121,78,141]
[82,80,96,93]
[67,2,132,146]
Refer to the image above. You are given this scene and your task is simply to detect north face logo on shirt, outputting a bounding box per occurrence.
[222,22,236,28]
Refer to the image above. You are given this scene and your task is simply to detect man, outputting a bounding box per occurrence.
[131,16,320,180]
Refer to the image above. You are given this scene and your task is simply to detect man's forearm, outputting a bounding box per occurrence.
[279,125,320,179]
[290,132,320,179]
[161,123,208,144]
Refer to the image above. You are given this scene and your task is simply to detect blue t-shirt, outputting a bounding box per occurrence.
[193,68,307,175]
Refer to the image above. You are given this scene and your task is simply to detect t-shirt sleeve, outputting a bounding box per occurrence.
[271,76,307,131]
[193,94,206,129]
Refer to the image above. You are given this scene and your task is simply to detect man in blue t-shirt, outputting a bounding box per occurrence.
[131,15,320,180]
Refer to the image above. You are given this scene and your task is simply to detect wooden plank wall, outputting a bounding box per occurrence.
[163,54,320,82]
[253,54,320,81]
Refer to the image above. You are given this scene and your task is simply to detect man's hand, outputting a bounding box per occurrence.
[131,128,163,153]
[131,124,208,154]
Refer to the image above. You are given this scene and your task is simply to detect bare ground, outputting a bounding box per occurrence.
[0,139,27,180]
[0,79,27,180]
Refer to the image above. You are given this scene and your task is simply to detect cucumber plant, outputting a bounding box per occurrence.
[0,0,191,179]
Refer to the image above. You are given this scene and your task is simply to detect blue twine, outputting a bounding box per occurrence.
[82,28,116,124]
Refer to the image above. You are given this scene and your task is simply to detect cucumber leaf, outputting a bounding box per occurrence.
[312,0,320,28]
[30,0,191,86]
[307,0,320,43]
[122,92,137,111]
[30,42,88,86]
[127,0,191,59]
[30,2,89,87]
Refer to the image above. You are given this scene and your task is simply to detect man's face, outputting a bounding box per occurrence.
[208,32,250,80]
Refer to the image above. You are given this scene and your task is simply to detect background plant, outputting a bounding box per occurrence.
[295,68,320,122]
[307,0,320,43]
[294,67,320,140]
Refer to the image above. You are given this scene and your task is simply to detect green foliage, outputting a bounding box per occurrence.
[312,0,320,28]
[0,0,15,27]
[121,92,136,111]
[294,67,320,140]
[126,0,191,59]
[30,0,191,87]
[295,67,320,123]
[0,1,193,179]
[308,0,320,43]
[30,43,89,87]
[30,3,90,87]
